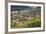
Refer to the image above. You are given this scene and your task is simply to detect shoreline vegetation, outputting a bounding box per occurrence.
[11,15,41,28]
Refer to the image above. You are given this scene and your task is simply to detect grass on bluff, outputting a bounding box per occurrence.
[11,16,41,28]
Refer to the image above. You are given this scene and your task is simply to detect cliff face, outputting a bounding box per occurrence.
[11,7,41,23]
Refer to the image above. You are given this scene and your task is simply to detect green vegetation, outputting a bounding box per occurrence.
[11,16,41,28]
